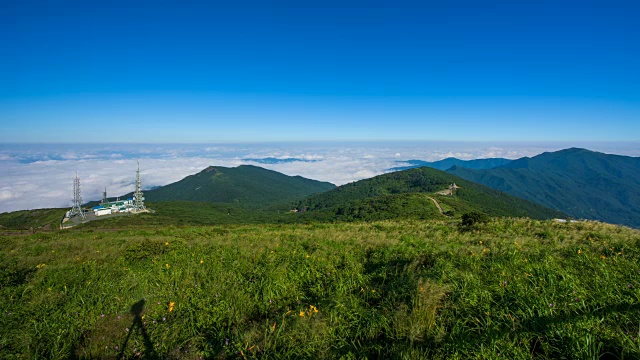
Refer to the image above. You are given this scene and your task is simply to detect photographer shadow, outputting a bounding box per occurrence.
[118,299,158,359]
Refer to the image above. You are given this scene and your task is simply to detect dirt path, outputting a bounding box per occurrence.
[427,196,446,216]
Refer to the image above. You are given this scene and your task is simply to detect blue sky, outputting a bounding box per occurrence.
[1,0,639,142]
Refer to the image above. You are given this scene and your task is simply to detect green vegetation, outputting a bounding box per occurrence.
[447,148,640,228]
[1,218,639,358]
[0,164,569,232]
[0,208,66,230]
[299,166,565,221]
[136,165,335,208]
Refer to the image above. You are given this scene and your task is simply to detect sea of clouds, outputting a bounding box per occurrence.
[1,142,638,213]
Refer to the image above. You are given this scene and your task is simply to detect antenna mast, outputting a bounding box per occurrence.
[101,187,108,205]
[133,160,145,211]
[70,172,85,219]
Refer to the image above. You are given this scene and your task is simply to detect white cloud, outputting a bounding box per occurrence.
[0,142,638,213]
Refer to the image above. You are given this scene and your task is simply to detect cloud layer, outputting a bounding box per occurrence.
[1,142,638,213]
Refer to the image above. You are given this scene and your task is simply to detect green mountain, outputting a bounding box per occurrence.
[298,166,565,221]
[139,165,335,208]
[389,157,512,171]
[447,148,640,228]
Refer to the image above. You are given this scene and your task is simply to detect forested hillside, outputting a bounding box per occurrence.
[447,148,640,228]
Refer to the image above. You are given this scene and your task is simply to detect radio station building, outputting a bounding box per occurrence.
[92,198,134,216]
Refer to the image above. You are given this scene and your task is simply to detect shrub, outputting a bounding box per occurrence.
[458,211,489,231]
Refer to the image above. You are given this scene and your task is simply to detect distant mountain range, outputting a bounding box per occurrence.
[129,165,335,208]
[298,166,565,222]
[8,147,637,230]
[446,148,640,228]
[389,157,512,172]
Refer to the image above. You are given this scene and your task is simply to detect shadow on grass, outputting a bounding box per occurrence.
[459,301,640,358]
[118,299,158,359]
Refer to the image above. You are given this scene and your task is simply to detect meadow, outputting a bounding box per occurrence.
[1,218,639,359]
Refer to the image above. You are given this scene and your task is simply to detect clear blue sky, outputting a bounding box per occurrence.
[1,0,639,143]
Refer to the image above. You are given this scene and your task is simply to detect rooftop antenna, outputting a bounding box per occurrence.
[70,172,85,219]
[133,160,145,211]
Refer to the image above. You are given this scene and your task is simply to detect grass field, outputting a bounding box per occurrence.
[1,218,639,359]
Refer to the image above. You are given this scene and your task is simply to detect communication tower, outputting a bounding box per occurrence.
[70,172,85,219]
[100,187,108,205]
[133,161,145,211]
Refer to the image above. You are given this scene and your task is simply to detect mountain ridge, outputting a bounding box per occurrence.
[447,148,640,228]
[124,164,336,208]
[389,157,512,172]
[299,166,565,221]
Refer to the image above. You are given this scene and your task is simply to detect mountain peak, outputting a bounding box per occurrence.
[148,165,335,208]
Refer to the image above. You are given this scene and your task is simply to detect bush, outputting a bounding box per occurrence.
[458,211,489,231]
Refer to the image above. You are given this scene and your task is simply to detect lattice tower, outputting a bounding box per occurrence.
[133,161,145,211]
[70,172,85,219]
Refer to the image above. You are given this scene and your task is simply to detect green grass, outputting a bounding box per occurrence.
[0,208,67,230]
[1,218,639,359]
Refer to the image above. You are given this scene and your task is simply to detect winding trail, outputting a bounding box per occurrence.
[427,196,446,216]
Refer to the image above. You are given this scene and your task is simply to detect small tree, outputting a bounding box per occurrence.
[459,211,489,232]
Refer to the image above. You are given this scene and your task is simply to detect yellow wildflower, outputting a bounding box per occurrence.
[601,255,606,259]
[299,311,305,317]
[310,305,318,313]
[169,302,175,312]
[165,242,169,246]
[36,263,46,269]
[165,263,170,269]
[577,249,582,254]
[200,260,204,264]
[305,255,310,259]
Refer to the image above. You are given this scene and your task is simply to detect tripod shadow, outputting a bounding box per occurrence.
[118,299,158,359]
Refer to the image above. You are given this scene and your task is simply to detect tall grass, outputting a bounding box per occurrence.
[1,219,639,358]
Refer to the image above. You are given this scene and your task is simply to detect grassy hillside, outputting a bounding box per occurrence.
[1,219,639,358]
[0,208,67,230]
[448,148,640,228]
[299,166,566,220]
[136,165,335,208]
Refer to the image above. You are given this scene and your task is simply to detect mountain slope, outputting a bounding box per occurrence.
[299,166,565,221]
[141,165,335,208]
[447,148,640,228]
[389,157,511,172]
